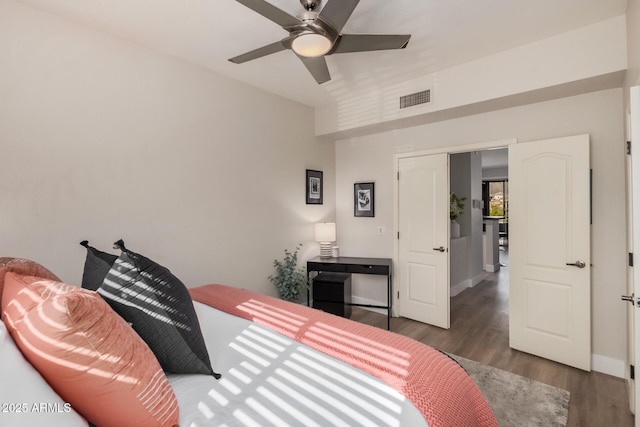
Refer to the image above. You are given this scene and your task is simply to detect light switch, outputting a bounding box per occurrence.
[378,226,387,235]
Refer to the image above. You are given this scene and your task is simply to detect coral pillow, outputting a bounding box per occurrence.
[1,273,179,427]
[0,257,60,308]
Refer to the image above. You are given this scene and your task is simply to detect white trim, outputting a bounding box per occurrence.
[450,280,470,297]
[450,273,488,297]
[484,263,501,272]
[592,354,625,378]
[470,272,486,287]
[394,138,517,161]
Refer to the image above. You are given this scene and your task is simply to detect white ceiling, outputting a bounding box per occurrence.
[18,0,628,108]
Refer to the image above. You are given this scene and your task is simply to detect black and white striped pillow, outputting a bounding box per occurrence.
[96,240,220,378]
[79,241,117,291]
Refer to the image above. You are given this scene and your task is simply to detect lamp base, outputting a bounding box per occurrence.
[319,242,332,258]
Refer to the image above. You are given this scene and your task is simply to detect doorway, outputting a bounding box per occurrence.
[394,139,515,330]
[449,148,508,299]
[395,135,591,370]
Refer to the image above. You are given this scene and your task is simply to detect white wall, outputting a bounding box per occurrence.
[0,0,335,296]
[335,88,627,373]
[627,0,640,88]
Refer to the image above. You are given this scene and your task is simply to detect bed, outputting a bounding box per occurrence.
[0,250,497,427]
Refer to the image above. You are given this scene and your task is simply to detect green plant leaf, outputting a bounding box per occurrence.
[269,244,307,302]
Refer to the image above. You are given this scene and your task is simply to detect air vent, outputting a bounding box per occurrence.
[399,89,431,109]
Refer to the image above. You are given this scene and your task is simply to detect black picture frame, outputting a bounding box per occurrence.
[306,169,323,204]
[354,182,375,217]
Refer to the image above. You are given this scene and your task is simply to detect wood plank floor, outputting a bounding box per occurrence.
[350,250,634,426]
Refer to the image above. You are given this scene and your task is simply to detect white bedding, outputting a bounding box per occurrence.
[168,302,428,427]
[0,320,88,427]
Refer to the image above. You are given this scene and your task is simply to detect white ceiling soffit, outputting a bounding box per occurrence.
[481,148,508,169]
[17,0,628,108]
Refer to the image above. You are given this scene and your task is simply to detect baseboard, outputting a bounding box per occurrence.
[450,280,470,297]
[592,354,626,378]
[451,273,487,297]
[484,263,500,272]
[470,272,487,287]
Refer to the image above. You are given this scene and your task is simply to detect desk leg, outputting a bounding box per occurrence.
[307,272,311,307]
[387,274,391,330]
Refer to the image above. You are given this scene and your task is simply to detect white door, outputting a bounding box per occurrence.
[628,85,640,423]
[398,154,450,329]
[625,104,636,414]
[509,134,591,371]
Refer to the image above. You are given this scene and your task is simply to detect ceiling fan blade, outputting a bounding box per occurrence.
[228,40,287,64]
[298,55,331,84]
[234,0,301,28]
[318,0,360,33]
[331,34,411,54]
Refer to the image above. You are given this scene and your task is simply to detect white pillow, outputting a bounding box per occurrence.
[0,320,88,427]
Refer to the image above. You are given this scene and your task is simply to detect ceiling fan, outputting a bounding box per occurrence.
[228,0,411,84]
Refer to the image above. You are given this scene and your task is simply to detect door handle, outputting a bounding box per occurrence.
[622,293,636,305]
[433,246,446,253]
[566,260,586,268]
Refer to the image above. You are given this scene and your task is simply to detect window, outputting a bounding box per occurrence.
[483,180,509,245]
[482,180,508,218]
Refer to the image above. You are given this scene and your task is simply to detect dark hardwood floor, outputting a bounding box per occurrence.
[350,249,634,427]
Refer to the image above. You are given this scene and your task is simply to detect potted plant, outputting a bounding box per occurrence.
[450,192,466,238]
[269,245,307,302]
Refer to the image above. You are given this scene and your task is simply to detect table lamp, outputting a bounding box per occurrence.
[315,222,336,258]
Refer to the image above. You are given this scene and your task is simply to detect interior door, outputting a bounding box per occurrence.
[509,134,591,371]
[398,154,450,329]
[625,101,636,414]
[628,85,640,421]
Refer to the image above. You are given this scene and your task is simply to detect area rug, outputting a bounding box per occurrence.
[450,355,570,427]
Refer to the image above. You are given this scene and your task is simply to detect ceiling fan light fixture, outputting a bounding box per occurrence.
[291,32,332,57]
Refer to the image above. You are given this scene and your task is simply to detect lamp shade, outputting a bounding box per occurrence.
[314,222,336,242]
[292,33,332,57]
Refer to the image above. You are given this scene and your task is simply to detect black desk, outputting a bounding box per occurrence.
[306,256,393,330]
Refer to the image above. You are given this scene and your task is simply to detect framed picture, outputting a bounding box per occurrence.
[354,182,375,217]
[306,169,323,204]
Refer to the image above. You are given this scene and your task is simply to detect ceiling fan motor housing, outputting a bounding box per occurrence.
[285,8,339,50]
[300,0,321,11]
[297,10,319,23]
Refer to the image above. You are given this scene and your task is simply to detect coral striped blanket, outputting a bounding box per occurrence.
[190,284,497,427]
